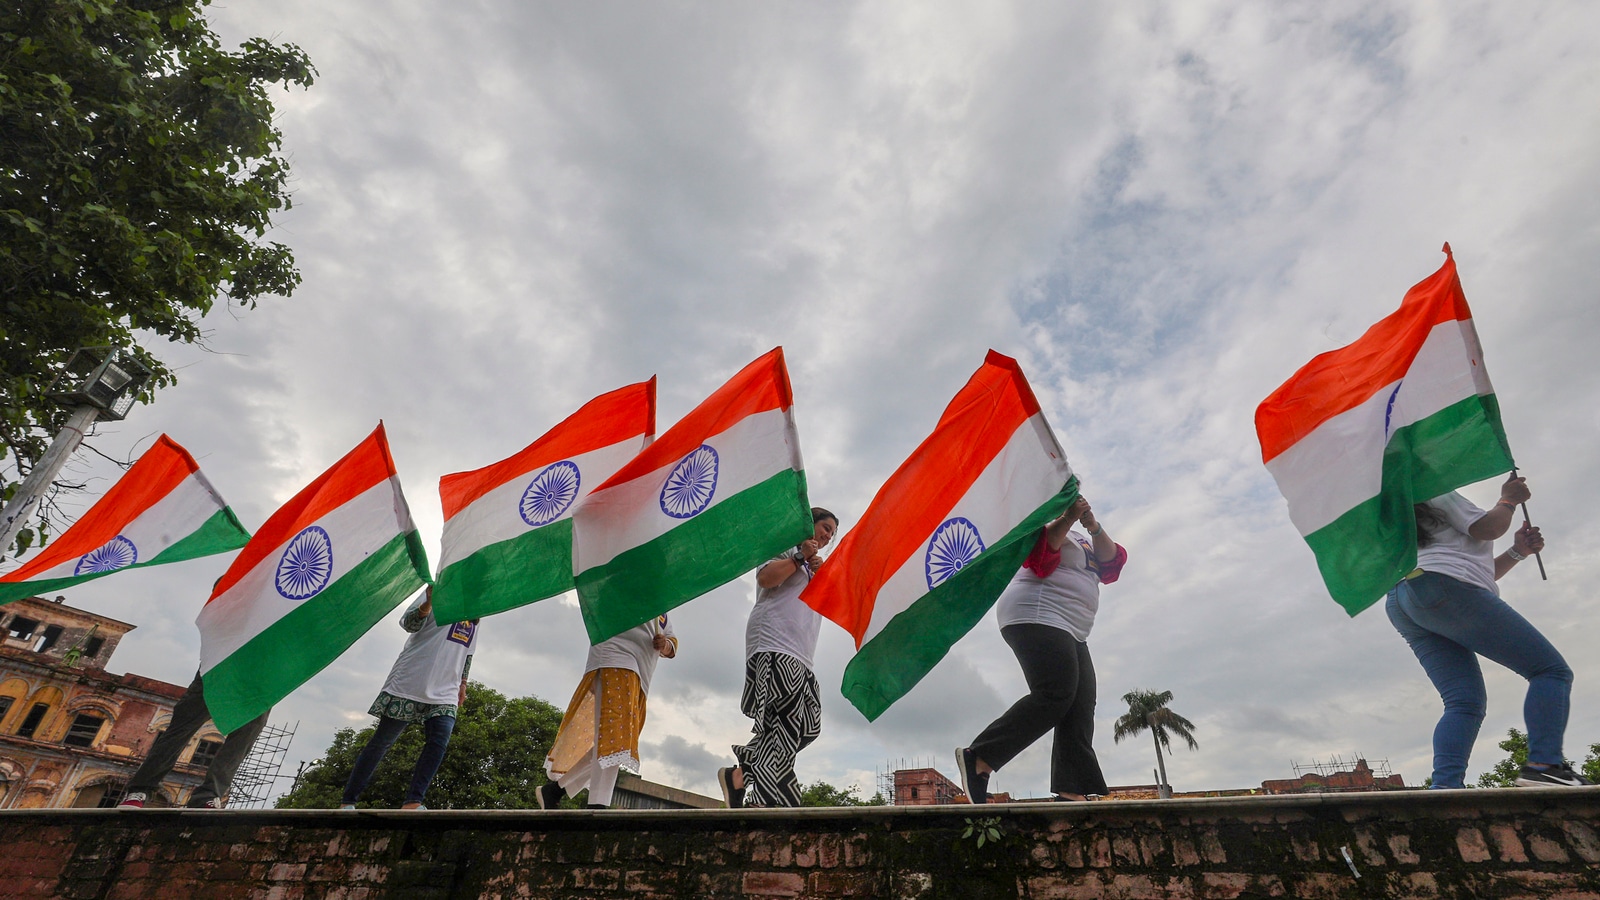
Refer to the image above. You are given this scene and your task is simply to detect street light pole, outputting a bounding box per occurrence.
[0,405,100,560]
[0,346,151,562]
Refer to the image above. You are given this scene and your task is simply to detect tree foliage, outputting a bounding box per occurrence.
[1476,728,1529,788]
[798,780,886,807]
[277,682,565,810]
[0,0,314,551]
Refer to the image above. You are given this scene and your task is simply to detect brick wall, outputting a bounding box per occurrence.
[1,787,1597,898]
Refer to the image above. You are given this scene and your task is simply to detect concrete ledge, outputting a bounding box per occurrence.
[2,787,1598,898]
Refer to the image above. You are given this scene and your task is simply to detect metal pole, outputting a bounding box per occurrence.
[1510,468,1547,580]
[0,405,101,560]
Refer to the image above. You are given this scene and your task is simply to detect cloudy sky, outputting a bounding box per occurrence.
[21,1,1600,803]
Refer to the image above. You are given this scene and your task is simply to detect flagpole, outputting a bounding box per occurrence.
[1511,468,1547,581]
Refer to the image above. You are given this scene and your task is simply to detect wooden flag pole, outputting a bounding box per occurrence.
[1511,468,1548,580]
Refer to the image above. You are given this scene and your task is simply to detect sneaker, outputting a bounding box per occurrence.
[188,797,223,809]
[338,803,357,810]
[117,792,148,809]
[537,782,565,810]
[1515,764,1594,787]
[956,747,989,805]
[717,766,746,809]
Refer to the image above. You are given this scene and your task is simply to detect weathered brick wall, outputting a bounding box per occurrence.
[1,787,1597,899]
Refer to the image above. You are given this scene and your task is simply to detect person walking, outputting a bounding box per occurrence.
[340,588,478,809]
[717,508,839,808]
[957,494,1127,803]
[1387,475,1590,788]
[539,614,677,809]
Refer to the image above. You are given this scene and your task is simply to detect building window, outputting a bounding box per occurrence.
[16,702,50,739]
[95,780,129,808]
[0,696,13,725]
[62,713,106,748]
[84,637,105,658]
[190,739,224,768]
[34,625,65,653]
[6,617,39,641]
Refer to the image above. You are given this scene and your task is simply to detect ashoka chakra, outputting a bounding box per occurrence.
[521,460,582,527]
[659,445,719,519]
[925,517,985,590]
[276,525,334,600]
[74,535,139,576]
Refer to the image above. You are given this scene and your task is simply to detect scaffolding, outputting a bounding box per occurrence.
[877,756,969,806]
[1290,753,1392,780]
[226,721,297,809]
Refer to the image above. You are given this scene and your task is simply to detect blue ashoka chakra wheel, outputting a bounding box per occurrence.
[925,517,985,590]
[276,525,334,600]
[659,445,720,519]
[520,460,582,527]
[74,535,138,576]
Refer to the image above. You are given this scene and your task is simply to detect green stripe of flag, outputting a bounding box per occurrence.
[1307,393,1513,616]
[575,468,811,644]
[432,518,575,622]
[841,478,1078,722]
[0,507,250,607]
[202,529,430,733]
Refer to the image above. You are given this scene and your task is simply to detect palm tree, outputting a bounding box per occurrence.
[1113,689,1198,798]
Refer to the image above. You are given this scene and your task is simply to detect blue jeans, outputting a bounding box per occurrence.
[1386,572,1572,788]
[342,714,456,805]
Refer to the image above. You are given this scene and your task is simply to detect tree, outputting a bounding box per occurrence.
[1113,689,1198,797]
[1476,728,1529,788]
[0,0,314,554]
[1476,728,1598,787]
[798,780,886,807]
[277,682,565,810]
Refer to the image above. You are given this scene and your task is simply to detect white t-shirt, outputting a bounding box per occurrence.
[381,594,479,705]
[1416,492,1498,596]
[745,551,822,670]
[585,614,676,694]
[996,531,1110,641]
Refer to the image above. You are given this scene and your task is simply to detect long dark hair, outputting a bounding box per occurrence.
[812,507,838,525]
[1414,503,1447,548]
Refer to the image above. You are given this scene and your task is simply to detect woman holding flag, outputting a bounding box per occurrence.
[957,494,1126,803]
[718,507,839,809]
[539,614,677,809]
[1387,475,1590,789]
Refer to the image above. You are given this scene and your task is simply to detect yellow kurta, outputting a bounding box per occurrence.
[545,668,648,804]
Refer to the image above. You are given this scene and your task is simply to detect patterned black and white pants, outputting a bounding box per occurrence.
[732,651,822,808]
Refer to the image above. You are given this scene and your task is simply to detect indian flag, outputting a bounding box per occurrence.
[572,348,810,644]
[0,435,249,606]
[802,351,1077,721]
[432,379,656,623]
[197,424,431,732]
[1256,244,1513,616]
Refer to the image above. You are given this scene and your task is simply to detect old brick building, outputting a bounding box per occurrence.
[0,595,224,808]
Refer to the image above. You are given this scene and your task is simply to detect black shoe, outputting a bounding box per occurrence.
[717,766,746,809]
[537,782,565,809]
[956,747,989,804]
[586,803,608,810]
[1515,764,1594,787]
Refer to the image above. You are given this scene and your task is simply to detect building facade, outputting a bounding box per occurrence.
[0,595,224,808]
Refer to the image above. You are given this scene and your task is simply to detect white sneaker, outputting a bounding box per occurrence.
[117,792,147,808]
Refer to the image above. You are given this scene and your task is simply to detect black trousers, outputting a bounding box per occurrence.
[126,672,269,807]
[969,624,1107,796]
